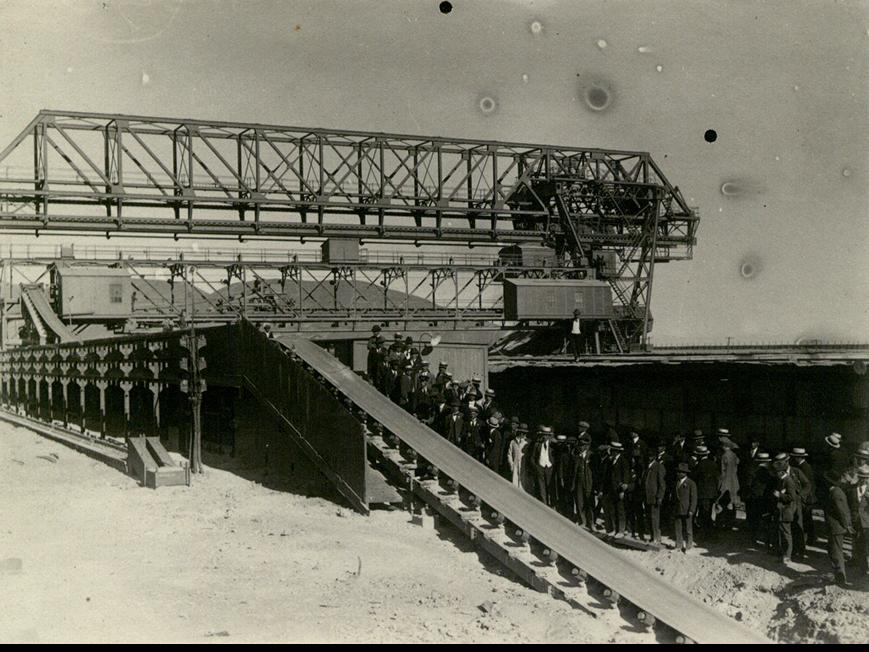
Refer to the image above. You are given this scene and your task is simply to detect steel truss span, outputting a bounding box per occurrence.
[0,109,696,246]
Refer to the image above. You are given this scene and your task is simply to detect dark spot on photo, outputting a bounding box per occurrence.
[439,1,453,14]
[704,129,717,143]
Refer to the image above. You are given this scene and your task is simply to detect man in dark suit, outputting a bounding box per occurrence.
[644,444,668,545]
[672,462,698,553]
[626,430,649,540]
[772,456,800,564]
[788,448,814,558]
[553,433,576,518]
[747,452,772,542]
[693,445,719,533]
[444,401,464,448]
[530,426,556,506]
[486,416,506,474]
[603,441,631,537]
[463,406,483,459]
[825,471,855,587]
[818,432,849,505]
[573,433,595,530]
[413,370,433,422]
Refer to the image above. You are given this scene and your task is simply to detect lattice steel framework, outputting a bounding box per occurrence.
[0,110,699,347]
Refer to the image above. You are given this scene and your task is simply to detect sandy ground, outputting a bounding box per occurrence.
[2,423,867,644]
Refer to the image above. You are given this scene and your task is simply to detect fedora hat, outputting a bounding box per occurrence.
[439,361,448,368]
[855,442,869,459]
[371,325,381,333]
[517,422,529,433]
[487,416,500,427]
[677,462,690,473]
[790,447,808,458]
[394,332,403,340]
[716,427,730,437]
[825,432,842,449]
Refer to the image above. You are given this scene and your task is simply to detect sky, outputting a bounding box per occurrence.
[0,0,866,344]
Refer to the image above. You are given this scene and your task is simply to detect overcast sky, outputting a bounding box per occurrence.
[0,0,866,343]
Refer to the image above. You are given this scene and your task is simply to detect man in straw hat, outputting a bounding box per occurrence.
[819,432,849,504]
[772,452,800,564]
[508,423,532,492]
[671,462,698,553]
[693,445,719,533]
[603,441,631,537]
[790,447,817,551]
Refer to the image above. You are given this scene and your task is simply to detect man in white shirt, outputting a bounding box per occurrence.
[569,309,583,361]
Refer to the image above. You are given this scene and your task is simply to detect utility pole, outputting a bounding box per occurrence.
[180,264,206,474]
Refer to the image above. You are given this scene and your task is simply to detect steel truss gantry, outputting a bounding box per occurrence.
[0,110,699,347]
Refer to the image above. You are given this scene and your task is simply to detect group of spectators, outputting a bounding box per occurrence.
[364,327,869,588]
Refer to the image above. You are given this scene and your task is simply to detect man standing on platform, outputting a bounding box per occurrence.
[825,470,855,587]
[444,400,464,448]
[531,426,556,506]
[569,308,583,361]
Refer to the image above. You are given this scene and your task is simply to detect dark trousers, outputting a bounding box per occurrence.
[570,333,583,358]
[828,533,847,580]
[697,498,714,531]
[674,515,693,549]
[603,493,626,534]
[792,518,807,558]
[534,466,555,506]
[646,503,662,543]
[803,506,816,545]
[576,491,595,529]
[628,495,646,539]
[854,527,869,575]
[778,520,793,560]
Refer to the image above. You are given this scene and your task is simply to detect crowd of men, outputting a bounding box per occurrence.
[365,327,869,588]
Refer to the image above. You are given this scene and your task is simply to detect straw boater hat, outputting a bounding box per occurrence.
[755,452,771,463]
[439,361,448,368]
[578,420,590,429]
[694,445,710,457]
[856,442,869,460]
[772,452,790,472]
[857,464,869,479]
[538,425,553,435]
[825,432,842,449]
[609,441,624,452]
[716,427,731,437]
[790,447,808,458]
[485,388,496,397]
[517,423,529,433]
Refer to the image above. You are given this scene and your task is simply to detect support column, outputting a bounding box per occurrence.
[98,381,107,438]
[121,382,131,437]
[61,379,69,428]
[79,381,86,433]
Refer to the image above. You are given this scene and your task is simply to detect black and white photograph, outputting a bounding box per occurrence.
[0,0,867,644]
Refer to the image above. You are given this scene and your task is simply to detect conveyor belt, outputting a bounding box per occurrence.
[21,284,79,343]
[276,335,770,645]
